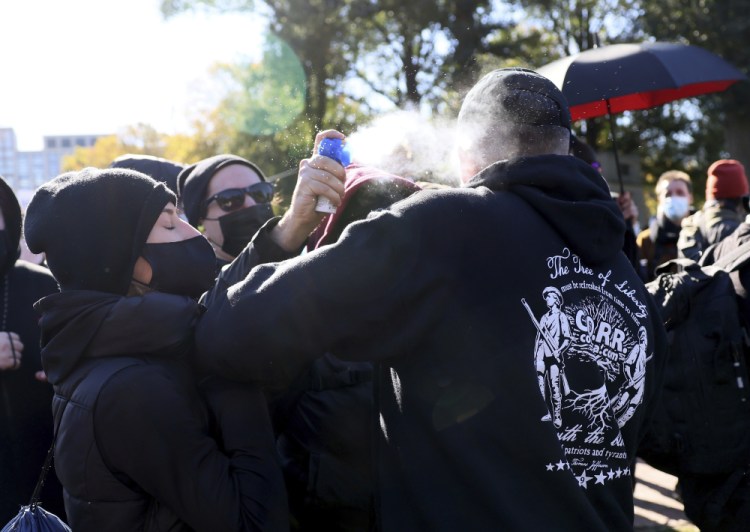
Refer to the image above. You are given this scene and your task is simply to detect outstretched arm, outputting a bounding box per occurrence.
[194,198,451,387]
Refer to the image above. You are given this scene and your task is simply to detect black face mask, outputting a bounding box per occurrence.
[217,203,274,257]
[141,235,217,298]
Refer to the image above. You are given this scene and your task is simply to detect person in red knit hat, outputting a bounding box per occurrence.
[678,159,749,260]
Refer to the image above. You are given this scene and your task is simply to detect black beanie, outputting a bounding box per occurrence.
[24,167,175,295]
[458,67,572,131]
[110,153,185,195]
[176,154,267,227]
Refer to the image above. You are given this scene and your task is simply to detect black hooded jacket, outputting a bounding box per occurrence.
[196,154,667,531]
[0,177,63,523]
[36,290,287,531]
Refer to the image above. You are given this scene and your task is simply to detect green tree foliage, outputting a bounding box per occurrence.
[519,0,636,55]
[628,0,750,190]
[342,0,512,109]
[163,0,355,131]
[161,0,514,119]
[158,0,522,208]
[517,0,748,210]
[156,0,744,213]
[61,124,189,172]
[213,34,306,137]
[519,1,639,151]
[61,135,124,172]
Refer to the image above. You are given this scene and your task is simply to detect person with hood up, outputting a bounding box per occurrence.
[23,167,288,531]
[177,153,344,273]
[177,155,277,267]
[110,153,186,195]
[0,175,65,523]
[193,68,667,531]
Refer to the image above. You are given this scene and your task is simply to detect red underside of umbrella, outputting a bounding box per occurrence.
[569,80,739,121]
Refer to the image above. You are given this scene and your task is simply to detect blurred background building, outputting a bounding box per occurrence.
[0,128,104,206]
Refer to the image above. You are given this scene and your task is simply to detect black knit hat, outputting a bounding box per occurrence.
[24,167,175,295]
[110,153,185,195]
[459,68,572,130]
[176,154,267,227]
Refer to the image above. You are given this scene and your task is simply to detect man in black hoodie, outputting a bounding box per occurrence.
[195,68,668,531]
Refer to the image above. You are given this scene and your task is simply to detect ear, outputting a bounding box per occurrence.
[132,256,153,285]
[458,149,480,183]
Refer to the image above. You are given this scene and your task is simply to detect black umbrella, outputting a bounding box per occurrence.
[537,42,748,191]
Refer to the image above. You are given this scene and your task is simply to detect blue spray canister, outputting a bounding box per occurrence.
[316,138,351,213]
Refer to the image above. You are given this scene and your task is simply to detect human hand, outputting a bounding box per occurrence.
[0,332,23,371]
[271,129,347,251]
[616,191,639,224]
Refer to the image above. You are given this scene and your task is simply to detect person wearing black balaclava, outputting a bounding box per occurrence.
[178,155,273,265]
[0,174,66,524]
[177,150,348,285]
[23,167,289,531]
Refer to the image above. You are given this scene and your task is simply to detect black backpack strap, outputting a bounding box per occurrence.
[29,401,69,507]
[711,240,750,273]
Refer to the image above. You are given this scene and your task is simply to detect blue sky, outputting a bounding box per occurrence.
[0,0,264,150]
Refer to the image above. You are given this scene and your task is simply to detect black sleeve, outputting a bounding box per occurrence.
[201,217,303,309]
[194,206,452,385]
[94,365,288,531]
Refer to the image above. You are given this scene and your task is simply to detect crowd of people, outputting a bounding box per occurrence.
[635,159,749,280]
[1,65,748,531]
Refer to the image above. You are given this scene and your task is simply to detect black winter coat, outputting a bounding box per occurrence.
[36,290,288,532]
[0,261,63,522]
[0,169,64,522]
[196,155,668,531]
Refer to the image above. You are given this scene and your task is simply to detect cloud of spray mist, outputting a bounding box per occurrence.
[346,111,461,187]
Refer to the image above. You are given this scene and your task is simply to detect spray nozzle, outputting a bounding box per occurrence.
[318,138,351,167]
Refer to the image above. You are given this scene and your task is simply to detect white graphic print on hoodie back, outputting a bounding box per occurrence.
[523,247,651,489]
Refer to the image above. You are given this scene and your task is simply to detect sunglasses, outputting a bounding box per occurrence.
[202,182,274,216]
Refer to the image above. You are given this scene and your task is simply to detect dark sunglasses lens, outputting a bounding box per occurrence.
[248,183,274,203]
[216,190,247,212]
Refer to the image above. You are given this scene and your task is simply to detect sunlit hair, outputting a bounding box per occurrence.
[655,170,693,196]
